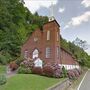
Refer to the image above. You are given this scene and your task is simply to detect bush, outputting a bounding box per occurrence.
[15,56,24,66]
[4,52,12,63]
[75,68,82,75]
[9,61,18,71]
[20,58,34,69]
[18,58,34,74]
[73,69,79,77]
[53,64,62,78]
[18,67,31,74]
[0,54,8,65]
[32,67,43,75]
[0,74,7,85]
[43,64,54,77]
[67,69,81,80]
[43,63,62,78]
[62,66,67,78]
[67,70,76,80]
[0,53,12,65]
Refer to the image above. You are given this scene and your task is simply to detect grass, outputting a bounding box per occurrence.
[0,65,6,74]
[0,74,65,90]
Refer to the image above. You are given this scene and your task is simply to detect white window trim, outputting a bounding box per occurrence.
[59,64,80,70]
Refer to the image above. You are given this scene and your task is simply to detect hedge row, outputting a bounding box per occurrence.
[9,59,82,79]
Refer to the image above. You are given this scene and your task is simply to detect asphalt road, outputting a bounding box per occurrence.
[79,70,90,90]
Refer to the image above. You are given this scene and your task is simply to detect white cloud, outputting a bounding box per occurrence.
[63,25,69,30]
[24,0,58,13]
[59,7,65,13]
[81,0,90,7]
[64,11,90,29]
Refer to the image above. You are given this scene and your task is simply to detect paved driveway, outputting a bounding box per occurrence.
[79,70,90,90]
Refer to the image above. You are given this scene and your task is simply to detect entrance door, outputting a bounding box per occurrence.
[32,49,39,59]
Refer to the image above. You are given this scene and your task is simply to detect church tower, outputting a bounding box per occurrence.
[42,3,61,64]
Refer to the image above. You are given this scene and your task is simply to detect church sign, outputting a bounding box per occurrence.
[34,58,43,68]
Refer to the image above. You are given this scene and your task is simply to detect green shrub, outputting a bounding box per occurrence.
[0,53,12,65]
[5,52,12,63]
[18,67,31,74]
[18,58,34,74]
[20,59,34,69]
[0,74,7,85]
[0,66,6,74]
[0,54,7,65]
[62,66,67,78]
[15,56,24,66]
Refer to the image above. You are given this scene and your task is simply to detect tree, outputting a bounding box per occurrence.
[72,37,89,66]
[73,37,88,50]
[0,0,48,64]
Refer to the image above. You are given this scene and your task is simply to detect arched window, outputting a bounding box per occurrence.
[46,47,51,58]
[47,30,50,40]
[32,49,39,59]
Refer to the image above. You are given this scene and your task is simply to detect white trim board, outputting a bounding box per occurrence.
[59,64,79,70]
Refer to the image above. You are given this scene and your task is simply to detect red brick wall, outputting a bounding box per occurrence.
[21,29,43,59]
[21,20,61,64]
[60,48,76,65]
[43,21,61,64]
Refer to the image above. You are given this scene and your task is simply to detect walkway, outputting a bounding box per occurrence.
[6,65,17,78]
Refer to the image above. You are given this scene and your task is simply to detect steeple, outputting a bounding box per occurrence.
[49,2,55,22]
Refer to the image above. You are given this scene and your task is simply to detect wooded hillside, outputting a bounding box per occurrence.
[0,0,48,64]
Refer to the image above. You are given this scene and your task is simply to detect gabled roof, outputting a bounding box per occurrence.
[22,19,60,47]
[44,19,60,27]
[21,28,41,47]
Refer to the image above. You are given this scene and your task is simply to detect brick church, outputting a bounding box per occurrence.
[21,17,79,70]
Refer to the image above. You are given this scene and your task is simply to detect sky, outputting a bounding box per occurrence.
[24,0,90,55]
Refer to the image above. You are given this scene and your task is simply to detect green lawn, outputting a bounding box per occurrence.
[0,65,6,74]
[0,74,65,90]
